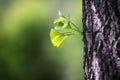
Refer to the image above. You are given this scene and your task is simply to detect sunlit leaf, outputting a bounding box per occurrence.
[58,11,62,17]
[54,22,64,29]
[58,11,66,18]
[53,17,65,24]
[54,19,72,30]
[63,21,72,29]
[50,29,68,47]
[50,11,82,47]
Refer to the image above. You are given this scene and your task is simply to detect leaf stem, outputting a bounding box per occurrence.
[70,21,82,34]
[63,31,81,36]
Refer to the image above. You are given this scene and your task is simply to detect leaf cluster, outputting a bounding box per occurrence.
[50,11,82,47]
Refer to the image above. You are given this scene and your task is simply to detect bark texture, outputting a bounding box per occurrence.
[83,0,120,80]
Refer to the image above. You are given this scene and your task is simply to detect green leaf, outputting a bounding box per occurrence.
[54,18,72,30]
[58,11,63,17]
[53,17,65,24]
[58,11,66,18]
[53,12,72,30]
[62,21,72,29]
[54,22,64,29]
[58,22,64,26]
[50,11,82,47]
[50,29,68,47]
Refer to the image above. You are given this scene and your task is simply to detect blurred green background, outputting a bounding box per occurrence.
[0,0,83,80]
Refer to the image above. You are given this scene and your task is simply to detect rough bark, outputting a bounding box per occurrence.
[83,0,120,80]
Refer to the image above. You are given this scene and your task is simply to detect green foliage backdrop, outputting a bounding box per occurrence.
[0,0,83,80]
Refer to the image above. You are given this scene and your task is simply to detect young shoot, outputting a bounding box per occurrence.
[50,11,82,47]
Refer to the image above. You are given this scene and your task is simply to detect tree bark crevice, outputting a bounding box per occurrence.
[83,0,120,80]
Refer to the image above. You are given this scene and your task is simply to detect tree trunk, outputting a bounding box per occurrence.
[83,0,120,80]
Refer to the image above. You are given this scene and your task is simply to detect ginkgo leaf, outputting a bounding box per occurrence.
[54,19,72,30]
[58,11,66,18]
[58,11,63,17]
[62,21,72,29]
[54,22,64,29]
[58,22,64,26]
[50,28,68,47]
[50,11,82,47]
[53,17,65,24]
